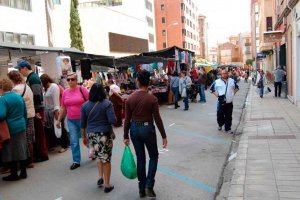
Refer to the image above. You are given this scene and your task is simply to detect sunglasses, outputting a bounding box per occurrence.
[67,78,76,82]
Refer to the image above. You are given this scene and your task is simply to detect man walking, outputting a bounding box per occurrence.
[273,66,285,97]
[198,67,207,103]
[16,60,49,162]
[210,69,239,134]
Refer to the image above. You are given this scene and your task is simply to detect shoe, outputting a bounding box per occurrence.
[225,129,233,134]
[0,167,10,174]
[19,171,27,179]
[104,185,114,193]
[139,189,146,198]
[58,148,67,153]
[70,163,80,170]
[146,188,156,198]
[34,156,49,163]
[184,108,189,111]
[2,174,20,181]
[97,178,104,187]
[218,126,222,131]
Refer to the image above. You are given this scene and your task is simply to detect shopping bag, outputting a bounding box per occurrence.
[54,118,62,138]
[121,146,137,179]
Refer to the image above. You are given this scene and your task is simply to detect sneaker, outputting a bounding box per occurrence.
[70,163,80,170]
[104,185,114,193]
[97,178,104,187]
[58,148,67,153]
[225,129,233,134]
[145,188,156,198]
[218,126,222,131]
[2,174,20,181]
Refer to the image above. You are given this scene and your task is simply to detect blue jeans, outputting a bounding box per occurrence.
[130,122,159,191]
[171,86,179,102]
[67,119,81,164]
[260,86,264,97]
[183,96,189,109]
[199,84,206,102]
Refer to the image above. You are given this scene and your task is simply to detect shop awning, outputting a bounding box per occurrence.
[115,55,167,68]
[141,46,195,59]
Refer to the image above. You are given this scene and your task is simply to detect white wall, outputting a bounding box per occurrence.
[0,0,48,46]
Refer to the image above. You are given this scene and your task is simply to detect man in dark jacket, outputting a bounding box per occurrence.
[198,67,207,103]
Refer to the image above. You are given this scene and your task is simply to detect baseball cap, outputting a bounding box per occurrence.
[14,60,32,70]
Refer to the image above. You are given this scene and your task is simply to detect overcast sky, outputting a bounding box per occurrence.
[197,0,251,48]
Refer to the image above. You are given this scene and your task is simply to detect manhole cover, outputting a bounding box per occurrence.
[248,135,296,140]
[249,117,284,121]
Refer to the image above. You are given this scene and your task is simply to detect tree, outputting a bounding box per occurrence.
[69,0,84,51]
[246,59,253,65]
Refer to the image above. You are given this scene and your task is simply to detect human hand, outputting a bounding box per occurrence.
[35,113,42,119]
[56,121,61,129]
[83,137,89,146]
[123,139,130,146]
[162,138,168,148]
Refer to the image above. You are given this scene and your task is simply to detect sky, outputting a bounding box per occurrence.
[197,0,251,48]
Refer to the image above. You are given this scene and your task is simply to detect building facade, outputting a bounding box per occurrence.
[208,47,217,63]
[198,15,208,58]
[48,0,156,57]
[154,0,200,54]
[217,41,241,65]
[239,32,252,65]
[251,0,260,61]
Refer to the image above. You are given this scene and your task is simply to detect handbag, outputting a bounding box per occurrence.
[0,120,10,149]
[267,87,272,92]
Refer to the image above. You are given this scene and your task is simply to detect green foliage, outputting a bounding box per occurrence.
[246,59,253,65]
[69,0,84,51]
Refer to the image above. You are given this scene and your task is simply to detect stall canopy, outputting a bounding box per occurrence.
[115,55,166,68]
[141,46,195,59]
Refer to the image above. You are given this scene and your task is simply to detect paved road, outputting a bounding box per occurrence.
[0,82,249,200]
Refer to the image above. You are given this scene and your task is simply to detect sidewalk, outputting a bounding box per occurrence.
[227,85,300,200]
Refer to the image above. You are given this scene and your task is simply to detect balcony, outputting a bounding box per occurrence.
[78,0,122,8]
[245,42,251,46]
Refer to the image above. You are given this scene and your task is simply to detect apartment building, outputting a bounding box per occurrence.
[251,0,260,61]
[48,0,156,56]
[239,33,252,65]
[217,42,241,65]
[208,47,217,63]
[154,0,200,54]
[198,14,208,58]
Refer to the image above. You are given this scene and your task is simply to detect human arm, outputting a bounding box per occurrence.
[0,99,7,121]
[56,106,66,128]
[210,81,218,97]
[106,102,117,125]
[123,100,132,145]
[234,80,239,95]
[152,99,167,148]
[52,85,60,120]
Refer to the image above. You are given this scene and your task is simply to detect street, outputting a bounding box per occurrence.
[0,82,249,200]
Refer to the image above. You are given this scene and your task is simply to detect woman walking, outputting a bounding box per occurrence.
[7,71,35,168]
[256,70,268,98]
[170,71,180,109]
[107,79,123,127]
[0,79,27,181]
[56,73,89,170]
[123,70,168,198]
[81,83,116,193]
[179,71,192,111]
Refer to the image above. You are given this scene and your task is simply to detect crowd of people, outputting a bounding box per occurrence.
[0,60,167,198]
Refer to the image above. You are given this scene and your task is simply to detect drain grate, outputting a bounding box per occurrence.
[249,117,284,121]
[248,135,296,140]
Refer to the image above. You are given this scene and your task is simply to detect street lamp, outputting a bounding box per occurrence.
[165,22,179,48]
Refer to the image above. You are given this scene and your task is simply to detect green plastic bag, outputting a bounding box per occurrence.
[121,146,137,179]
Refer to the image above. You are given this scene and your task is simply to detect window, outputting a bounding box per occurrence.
[188,43,190,49]
[181,16,185,23]
[146,16,153,27]
[5,32,13,43]
[161,4,164,10]
[145,0,152,11]
[162,30,166,36]
[186,19,189,25]
[20,34,28,45]
[0,32,3,42]
[148,33,154,43]
[163,42,166,48]
[183,41,186,48]
[52,0,61,4]
[162,17,165,23]
[28,35,34,45]
[13,33,20,43]
[266,17,273,31]
[190,21,192,27]
[182,29,186,36]
[0,0,31,11]
[181,3,185,11]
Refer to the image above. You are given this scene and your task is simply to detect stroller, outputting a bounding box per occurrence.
[187,83,199,103]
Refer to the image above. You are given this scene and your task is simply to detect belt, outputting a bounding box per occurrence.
[131,121,153,126]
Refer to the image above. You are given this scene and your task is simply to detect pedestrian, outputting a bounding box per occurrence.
[123,70,167,199]
[107,79,123,127]
[15,60,49,163]
[210,69,239,133]
[81,83,116,193]
[40,74,69,153]
[273,66,285,97]
[56,72,89,170]
[0,79,28,181]
[256,70,268,98]
[7,71,35,168]
[170,71,180,109]
[179,71,192,111]
[198,67,207,103]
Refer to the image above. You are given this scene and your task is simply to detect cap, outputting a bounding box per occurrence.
[14,60,32,70]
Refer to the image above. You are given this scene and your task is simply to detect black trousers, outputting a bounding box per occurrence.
[217,102,233,131]
[274,82,282,97]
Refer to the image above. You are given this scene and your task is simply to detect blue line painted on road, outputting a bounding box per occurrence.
[166,127,231,145]
[113,148,216,193]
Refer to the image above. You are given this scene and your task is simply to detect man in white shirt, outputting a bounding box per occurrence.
[210,69,239,134]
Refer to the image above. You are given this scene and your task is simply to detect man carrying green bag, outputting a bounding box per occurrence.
[123,70,168,199]
[121,146,137,179]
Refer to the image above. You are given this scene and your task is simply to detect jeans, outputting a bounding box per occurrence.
[67,119,81,164]
[260,86,264,97]
[183,96,189,109]
[199,84,206,102]
[130,122,159,191]
[274,82,282,97]
[217,102,233,131]
[171,86,179,102]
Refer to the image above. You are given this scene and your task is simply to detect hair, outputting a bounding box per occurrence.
[40,74,54,88]
[137,70,151,87]
[173,71,179,77]
[89,83,107,102]
[7,71,23,84]
[0,79,13,92]
[181,71,187,76]
[67,72,77,78]
[107,79,114,85]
